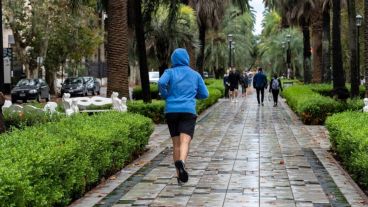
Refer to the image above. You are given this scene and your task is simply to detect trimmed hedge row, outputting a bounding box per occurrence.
[326,112,368,190]
[128,87,223,124]
[283,85,363,124]
[128,100,165,124]
[206,79,225,96]
[308,84,366,98]
[133,84,160,100]
[133,79,225,100]
[3,107,64,130]
[0,112,153,207]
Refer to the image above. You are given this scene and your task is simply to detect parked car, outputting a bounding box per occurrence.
[149,72,159,84]
[82,76,100,95]
[11,79,50,103]
[61,77,88,97]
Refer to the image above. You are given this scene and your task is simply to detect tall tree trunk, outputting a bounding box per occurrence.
[348,0,359,97]
[196,25,206,76]
[106,0,129,98]
[332,0,349,99]
[0,93,5,133]
[159,63,168,76]
[301,18,312,84]
[0,0,4,92]
[322,3,332,83]
[188,44,196,69]
[365,0,368,97]
[311,19,323,83]
[134,0,151,103]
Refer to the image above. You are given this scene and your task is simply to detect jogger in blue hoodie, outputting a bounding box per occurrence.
[159,48,209,184]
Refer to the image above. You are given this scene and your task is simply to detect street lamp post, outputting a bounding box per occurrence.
[356,14,363,87]
[286,34,292,78]
[231,41,235,68]
[282,41,286,74]
[227,34,233,68]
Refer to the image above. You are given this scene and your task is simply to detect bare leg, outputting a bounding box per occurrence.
[179,133,192,161]
[172,136,180,176]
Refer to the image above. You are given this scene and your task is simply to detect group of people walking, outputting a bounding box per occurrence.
[225,67,283,107]
[223,68,249,102]
[158,48,284,185]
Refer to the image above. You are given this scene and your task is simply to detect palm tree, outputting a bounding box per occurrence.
[188,0,249,76]
[347,0,359,97]
[70,0,129,98]
[322,1,331,82]
[133,0,150,103]
[264,0,313,83]
[365,0,368,97]
[190,0,225,76]
[332,0,349,99]
[0,0,4,92]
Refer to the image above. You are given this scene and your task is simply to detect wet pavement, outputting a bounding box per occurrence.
[71,90,368,207]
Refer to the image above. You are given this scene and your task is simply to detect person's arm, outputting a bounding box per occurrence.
[158,70,171,99]
[253,75,256,88]
[197,75,209,99]
[279,79,283,91]
[269,79,272,92]
[264,75,268,89]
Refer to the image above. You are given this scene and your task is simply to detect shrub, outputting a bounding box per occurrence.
[283,85,364,125]
[283,85,340,124]
[206,79,225,97]
[127,100,165,124]
[326,112,368,189]
[132,84,159,100]
[197,88,222,114]
[0,112,153,207]
[3,107,64,129]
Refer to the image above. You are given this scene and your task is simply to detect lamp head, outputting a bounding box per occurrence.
[356,14,363,27]
[227,34,233,42]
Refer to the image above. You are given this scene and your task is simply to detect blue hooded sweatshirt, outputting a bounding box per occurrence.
[158,48,209,115]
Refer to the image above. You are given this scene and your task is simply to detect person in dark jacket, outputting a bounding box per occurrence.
[228,68,241,102]
[269,73,283,107]
[253,67,268,106]
[158,48,209,184]
[223,70,230,98]
[241,71,249,97]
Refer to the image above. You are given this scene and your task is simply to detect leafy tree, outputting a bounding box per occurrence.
[259,12,304,78]
[204,6,254,77]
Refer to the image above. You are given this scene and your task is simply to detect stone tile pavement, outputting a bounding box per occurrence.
[70,90,368,207]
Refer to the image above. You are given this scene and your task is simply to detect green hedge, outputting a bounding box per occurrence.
[128,87,223,124]
[206,79,225,96]
[133,79,225,100]
[0,112,153,207]
[133,84,159,100]
[283,85,363,124]
[3,107,64,130]
[197,88,222,114]
[128,100,165,124]
[326,112,368,190]
[308,84,366,98]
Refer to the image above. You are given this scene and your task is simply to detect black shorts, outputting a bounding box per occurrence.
[165,113,197,138]
[229,84,238,91]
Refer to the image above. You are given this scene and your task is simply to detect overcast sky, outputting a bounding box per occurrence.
[250,0,265,35]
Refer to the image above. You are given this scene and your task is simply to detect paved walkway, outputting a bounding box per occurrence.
[71,90,368,207]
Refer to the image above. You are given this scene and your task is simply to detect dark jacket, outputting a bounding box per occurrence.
[228,71,240,86]
[241,74,249,87]
[253,72,267,89]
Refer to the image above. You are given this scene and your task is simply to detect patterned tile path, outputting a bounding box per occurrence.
[70,90,368,207]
